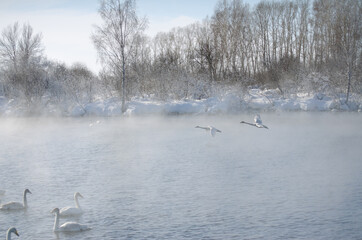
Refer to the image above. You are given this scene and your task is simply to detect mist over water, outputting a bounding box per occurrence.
[0,113,361,239]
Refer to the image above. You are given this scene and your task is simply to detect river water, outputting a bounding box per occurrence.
[0,113,361,239]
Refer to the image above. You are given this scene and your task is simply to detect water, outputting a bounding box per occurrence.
[0,113,361,240]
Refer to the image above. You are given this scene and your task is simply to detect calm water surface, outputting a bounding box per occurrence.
[0,113,361,239]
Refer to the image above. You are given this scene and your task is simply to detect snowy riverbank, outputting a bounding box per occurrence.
[1,89,361,117]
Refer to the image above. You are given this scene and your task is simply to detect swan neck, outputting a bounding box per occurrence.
[6,229,15,240]
[53,212,60,231]
[75,195,81,209]
[23,191,27,208]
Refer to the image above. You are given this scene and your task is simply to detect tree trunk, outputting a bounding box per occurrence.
[121,48,126,113]
[345,67,352,105]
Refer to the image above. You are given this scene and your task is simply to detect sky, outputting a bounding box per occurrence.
[0,0,258,73]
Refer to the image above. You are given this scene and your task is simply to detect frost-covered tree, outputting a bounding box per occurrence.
[68,63,96,105]
[92,0,147,112]
[333,0,361,104]
[0,22,46,106]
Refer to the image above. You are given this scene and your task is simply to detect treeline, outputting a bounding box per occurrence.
[128,0,361,100]
[0,0,361,113]
[0,23,105,112]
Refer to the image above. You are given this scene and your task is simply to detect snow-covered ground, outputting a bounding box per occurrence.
[0,88,361,117]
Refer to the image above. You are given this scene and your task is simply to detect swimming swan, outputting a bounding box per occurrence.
[195,126,222,137]
[6,227,19,240]
[59,192,83,217]
[51,208,91,232]
[240,114,269,129]
[0,189,31,210]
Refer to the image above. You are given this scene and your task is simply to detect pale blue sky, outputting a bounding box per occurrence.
[0,0,259,72]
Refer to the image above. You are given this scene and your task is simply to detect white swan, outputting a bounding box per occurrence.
[240,114,269,129]
[0,189,31,210]
[195,126,222,137]
[51,208,91,232]
[89,120,101,127]
[59,192,83,217]
[6,227,19,240]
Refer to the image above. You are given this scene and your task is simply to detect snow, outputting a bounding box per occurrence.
[0,89,361,117]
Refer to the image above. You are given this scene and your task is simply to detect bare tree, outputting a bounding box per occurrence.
[68,63,96,105]
[0,22,45,106]
[333,0,361,104]
[196,18,217,81]
[92,0,147,112]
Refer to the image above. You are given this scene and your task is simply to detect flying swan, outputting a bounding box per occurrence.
[6,227,19,240]
[59,192,84,217]
[51,208,91,232]
[195,126,222,137]
[240,114,269,129]
[89,120,101,127]
[0,189,31,210]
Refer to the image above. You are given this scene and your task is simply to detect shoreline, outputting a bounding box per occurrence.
[1,89,361,117]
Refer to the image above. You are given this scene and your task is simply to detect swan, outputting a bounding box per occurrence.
[0,189,31,210]
[59,192,83,217]
[89,120,101,127]
[195,126,222,137]
[51,208,91,232]
[6,227,19,240]
[240,114,269,129]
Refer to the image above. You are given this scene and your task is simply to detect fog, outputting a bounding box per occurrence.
[1,113,362,239]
